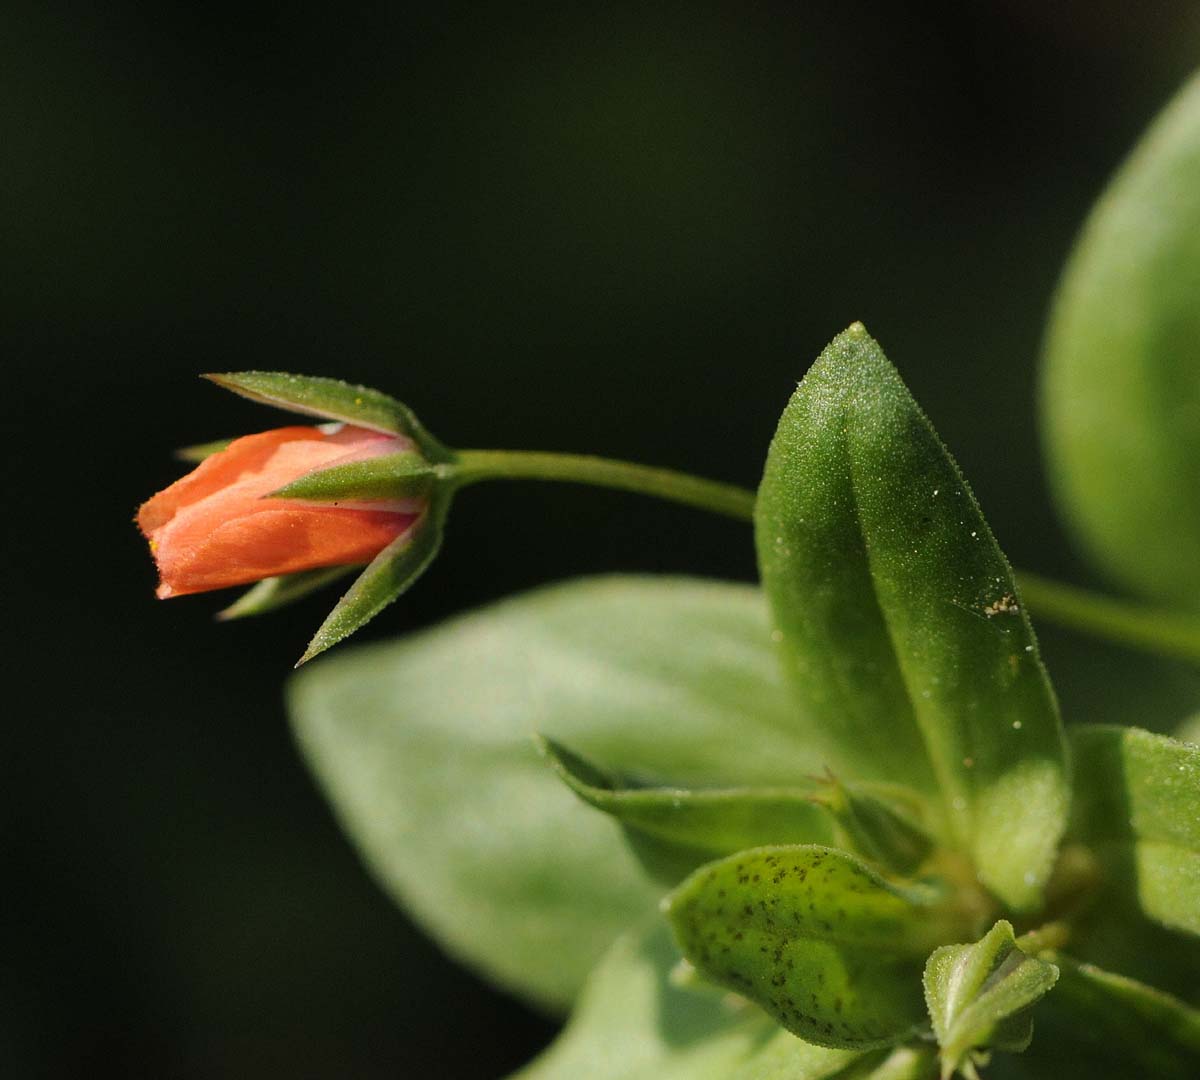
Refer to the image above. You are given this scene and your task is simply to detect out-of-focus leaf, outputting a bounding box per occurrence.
[205,370,453,461]
[173,436,233,462]
[216,565,358,621]
[924,920,1058,1079]
[1177,713,1200,745]
[297,502,445,665]
[537,735,834,881]
[513,922,871,1080]
[1042,72,1200,609]
[666,845,952,1048]
[1030,954,1200,1078]
[1069,724,1200,936]
[269,450,437,504]
[289,576,825,1012]
[755,324,1068,910]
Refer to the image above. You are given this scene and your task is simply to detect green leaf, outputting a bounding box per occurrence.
[1031,954,1200,1078]
[216,565,359,621]
[537,735,835,881]
[1069,724,1200,936]
[665,845,954,1049]
[269,450,438,503]
[297,500,446,665]
[924,920,1059,1079]
[755,323,1068,910]
[857,1048,939,1079]
[1042,72,1200,609]
[288,576,824,1011]
[204,370,453,462]
[514,922,872,1080]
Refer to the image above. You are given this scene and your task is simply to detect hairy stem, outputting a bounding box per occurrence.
[452,450,756,522]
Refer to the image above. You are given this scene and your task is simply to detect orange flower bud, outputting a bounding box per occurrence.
[138,425,423,598]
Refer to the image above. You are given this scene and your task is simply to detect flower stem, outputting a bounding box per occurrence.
[451,450,756,522]
[451,450,1200,665]
[1014,572,1200,665]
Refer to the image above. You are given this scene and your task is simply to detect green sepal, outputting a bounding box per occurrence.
[665,845,957,1049]
[1034,953,1200,1077]
[203,370,454,462]
[269,451,438,504]
[537,735,835,882]
[812,773,935,877]
[173,436,234,462]
[923,920,1059,1079]
[297,496,447,665]
[755,323,1068,911]
[216,565,359,621]
[1069,724,1200,936]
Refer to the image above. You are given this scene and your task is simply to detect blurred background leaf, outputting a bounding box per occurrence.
[1042,73,1200,611]
[7,2,1200,1076]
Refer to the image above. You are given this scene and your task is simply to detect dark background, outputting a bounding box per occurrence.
[6,3,1200,1077]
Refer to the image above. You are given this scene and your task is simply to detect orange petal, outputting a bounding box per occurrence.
[140,424,422,596]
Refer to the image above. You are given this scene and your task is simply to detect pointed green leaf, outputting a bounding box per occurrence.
[924,920,1058,1079]
[1043,72,1200,610]
[755,324,1068,910]
[288,576,825,1011]
[1069,724,1200,936]
[666,845,956,1049]
[298,503,445,664]
[1033,954,1200,1078]
[173,436,234,462]
[216,565,359,621]
[269,450,438,503]
[204,370,453,461]
[537,735,835,881]
[514,922,870,1080]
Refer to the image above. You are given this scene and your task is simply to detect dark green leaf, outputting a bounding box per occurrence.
[1031,954,1200,1079]
[1069,724,1200,936]
[514,922,871,1079]
[204,370,453,461]
[1042,73,1200,609]
[666,845,955,1049]
[288,576,824,1011]
[924,920,1058,1079]
[755,324,1068,910]
[537,735,834,881]
[269,450,438,503]
[297,501,445,665]
[216,565,359,621]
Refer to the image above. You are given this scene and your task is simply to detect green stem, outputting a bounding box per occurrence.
[1015,572,1200,665]
[452,450,1200,665]
[452,450,756,522]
